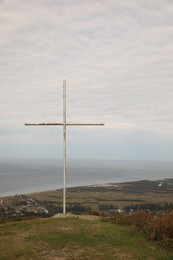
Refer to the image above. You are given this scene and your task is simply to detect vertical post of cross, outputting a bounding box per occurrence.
[63,80,66,215]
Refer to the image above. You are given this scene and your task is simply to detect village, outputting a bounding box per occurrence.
[0,194,49,220]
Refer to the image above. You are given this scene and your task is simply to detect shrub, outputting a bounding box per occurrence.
[110,210,173,251]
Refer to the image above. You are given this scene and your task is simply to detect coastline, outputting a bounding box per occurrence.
[0,177,172,199]
[0,178,173,220]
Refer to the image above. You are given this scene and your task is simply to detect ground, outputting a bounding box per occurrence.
[0,216,173,259]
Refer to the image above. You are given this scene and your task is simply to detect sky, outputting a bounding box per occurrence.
[1,0,173,161]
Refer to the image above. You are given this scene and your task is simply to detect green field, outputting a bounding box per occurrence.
[0,216,173,260]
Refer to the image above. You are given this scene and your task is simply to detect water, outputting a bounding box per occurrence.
[0,158,173,197]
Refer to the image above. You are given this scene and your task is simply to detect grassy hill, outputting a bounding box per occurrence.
[0,216,173,260]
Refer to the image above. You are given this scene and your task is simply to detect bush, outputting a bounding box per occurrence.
[110,210,173,251]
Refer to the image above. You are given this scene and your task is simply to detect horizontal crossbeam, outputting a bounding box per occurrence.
[25,123,104,126]
[25,123,63,126]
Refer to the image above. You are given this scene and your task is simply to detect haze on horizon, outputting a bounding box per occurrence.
[1,0,173,161]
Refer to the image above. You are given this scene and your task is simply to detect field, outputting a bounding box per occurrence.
[0,216,173,260]
[30,179,173,212]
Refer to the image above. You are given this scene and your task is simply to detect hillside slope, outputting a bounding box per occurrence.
[0,217,172,260]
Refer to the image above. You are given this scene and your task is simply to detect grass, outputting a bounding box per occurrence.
[0,217,173,259]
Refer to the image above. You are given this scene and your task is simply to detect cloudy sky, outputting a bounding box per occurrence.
[1,0,173,161]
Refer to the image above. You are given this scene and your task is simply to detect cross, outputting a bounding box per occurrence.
[25,80,104,214]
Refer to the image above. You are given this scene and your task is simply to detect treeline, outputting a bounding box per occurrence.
[124,202,173,212]
[97,203,173,212]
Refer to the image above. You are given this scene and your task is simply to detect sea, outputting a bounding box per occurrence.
[0,158,173,197]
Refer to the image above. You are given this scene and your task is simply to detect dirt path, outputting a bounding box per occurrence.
[52,213,101,220]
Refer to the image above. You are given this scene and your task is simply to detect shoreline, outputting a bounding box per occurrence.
[1,159,173,198]
[1,177,173,199]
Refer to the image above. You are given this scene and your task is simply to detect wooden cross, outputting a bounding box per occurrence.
[25,80,104,214]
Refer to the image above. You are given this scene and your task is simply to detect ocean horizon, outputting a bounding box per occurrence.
[0,158,173,197]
